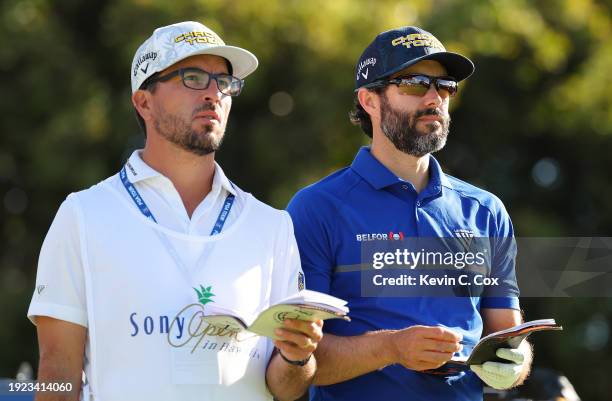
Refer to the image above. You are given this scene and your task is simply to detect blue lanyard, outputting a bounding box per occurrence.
[120,166,235,235]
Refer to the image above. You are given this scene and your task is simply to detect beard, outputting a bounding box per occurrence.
[153,102,225,156]
[379,93,450,157]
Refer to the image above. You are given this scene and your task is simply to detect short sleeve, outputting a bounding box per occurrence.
[286,189,334,294]
[27,194,88,327]
[481,200,520,310]
[270,211,305,304]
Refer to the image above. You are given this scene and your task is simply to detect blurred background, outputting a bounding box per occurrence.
[1,0,611,399]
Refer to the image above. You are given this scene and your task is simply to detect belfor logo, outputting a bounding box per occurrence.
[356,232,406,241]
[194,285,215,306]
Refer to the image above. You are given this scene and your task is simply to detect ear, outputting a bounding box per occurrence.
[357,87,380,121]
[132,90,153,122]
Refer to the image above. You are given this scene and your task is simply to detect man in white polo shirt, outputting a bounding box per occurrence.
[28,21,321,401]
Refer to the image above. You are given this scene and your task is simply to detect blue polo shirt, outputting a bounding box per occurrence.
[287,147,519,401]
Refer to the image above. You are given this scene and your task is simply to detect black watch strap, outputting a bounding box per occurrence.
[278,350,312,366]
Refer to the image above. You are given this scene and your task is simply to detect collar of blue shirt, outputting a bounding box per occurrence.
[349,146,453,198]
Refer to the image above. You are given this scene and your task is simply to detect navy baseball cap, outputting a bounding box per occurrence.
[355,26,475,90]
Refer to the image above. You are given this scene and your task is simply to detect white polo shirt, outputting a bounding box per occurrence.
[28,151,303,401]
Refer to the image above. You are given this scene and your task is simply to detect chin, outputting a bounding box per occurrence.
[193,123,220,136]
[417,128,441,137]
[419,120,441,129]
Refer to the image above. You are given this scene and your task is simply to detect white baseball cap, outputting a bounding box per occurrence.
[130,21,259,93]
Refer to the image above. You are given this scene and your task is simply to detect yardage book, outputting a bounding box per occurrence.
[427,319,562,375]
[200,289,350,339]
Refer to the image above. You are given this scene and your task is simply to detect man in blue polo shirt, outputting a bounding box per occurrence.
[287,26,532,401]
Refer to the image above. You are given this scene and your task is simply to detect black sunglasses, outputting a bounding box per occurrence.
[145,67,244,96]
[366,74,458,98]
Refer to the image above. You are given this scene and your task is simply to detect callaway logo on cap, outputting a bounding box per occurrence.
[131,21,259,93]
[354,26,475,90]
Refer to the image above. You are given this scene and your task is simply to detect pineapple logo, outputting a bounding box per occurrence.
[194,285,215,306]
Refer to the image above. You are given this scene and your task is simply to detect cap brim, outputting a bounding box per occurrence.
[384,51,475,82]
[185,45,259,79]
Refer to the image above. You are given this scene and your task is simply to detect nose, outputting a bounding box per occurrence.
[199,78,224,103]
[421,85,443,108]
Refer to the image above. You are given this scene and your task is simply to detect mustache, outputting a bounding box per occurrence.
[414,108,446,119]
[191,103,217,117]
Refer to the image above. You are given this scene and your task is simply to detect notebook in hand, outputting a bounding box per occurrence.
[197,289,350,339]
[426,319,562,375]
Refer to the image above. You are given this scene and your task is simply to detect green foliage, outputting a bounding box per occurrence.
[194,285,215,305]
[1,0,611,399]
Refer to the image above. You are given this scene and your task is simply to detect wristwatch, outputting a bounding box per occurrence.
[278,349,312,366]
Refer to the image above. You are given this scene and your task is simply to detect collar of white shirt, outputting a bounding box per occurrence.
[120,150,239,235]
[124,150,237,197]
